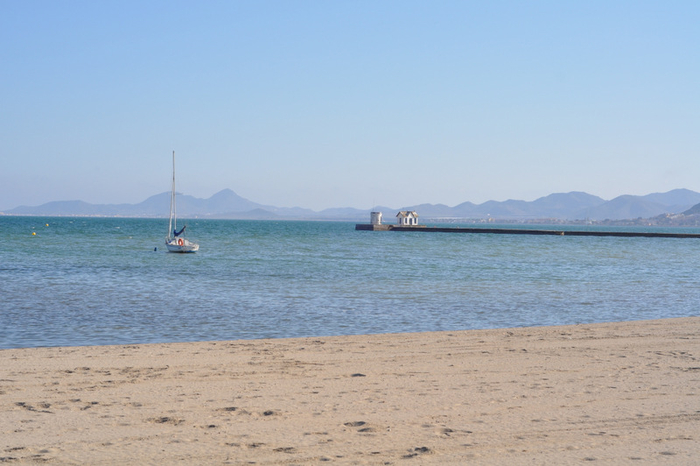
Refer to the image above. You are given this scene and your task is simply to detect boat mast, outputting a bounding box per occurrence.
[169,151,176,237]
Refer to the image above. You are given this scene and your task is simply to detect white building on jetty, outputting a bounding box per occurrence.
[396,211,419,226]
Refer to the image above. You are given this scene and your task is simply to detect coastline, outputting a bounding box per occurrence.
[2,317,698,464]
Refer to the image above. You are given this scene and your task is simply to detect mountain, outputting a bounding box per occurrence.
[531,192,606,218]
[642,188,700,207]
[575,189,700,221]
[201,188,263,214]
[5,189,700,221]
[8,189,268,218]
[682,202,700,216]
[8,200,138,217]
[401,192,606,219]
[577,195,669,220]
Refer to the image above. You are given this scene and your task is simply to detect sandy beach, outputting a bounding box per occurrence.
[1,317,698,464]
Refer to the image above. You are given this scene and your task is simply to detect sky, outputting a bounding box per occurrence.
[1,1,699,211]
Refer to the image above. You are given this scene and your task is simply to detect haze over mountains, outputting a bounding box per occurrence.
[6,189,700,222]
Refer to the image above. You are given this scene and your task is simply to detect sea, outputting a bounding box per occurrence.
[2,216,699,349]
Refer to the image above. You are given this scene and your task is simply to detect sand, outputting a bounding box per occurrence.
[1,317,699,465]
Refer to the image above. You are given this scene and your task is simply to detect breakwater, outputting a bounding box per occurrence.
[355,223,700,238]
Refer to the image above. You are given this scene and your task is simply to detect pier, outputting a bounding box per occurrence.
[355,223,700,239]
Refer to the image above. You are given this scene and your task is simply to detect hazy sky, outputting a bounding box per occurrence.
[2,1,699,211]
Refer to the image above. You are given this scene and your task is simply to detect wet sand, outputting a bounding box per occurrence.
[1,317,699,464]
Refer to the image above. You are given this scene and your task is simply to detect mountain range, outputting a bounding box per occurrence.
[5,188,700,222]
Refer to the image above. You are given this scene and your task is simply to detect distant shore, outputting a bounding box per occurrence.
[2,317,698,464]
[5,187,700,226]
[5,211,700,227]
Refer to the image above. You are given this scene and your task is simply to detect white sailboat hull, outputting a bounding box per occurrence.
[166,237,199,253]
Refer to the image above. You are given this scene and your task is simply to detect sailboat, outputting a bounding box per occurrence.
[165,151,199,253]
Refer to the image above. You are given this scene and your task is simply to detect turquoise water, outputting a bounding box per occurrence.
[2,216,699,349]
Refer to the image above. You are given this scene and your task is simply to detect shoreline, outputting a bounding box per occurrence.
[2,316,694,351]
[2,317,699,464]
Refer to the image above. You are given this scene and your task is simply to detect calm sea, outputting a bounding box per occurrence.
[1,216,699,349]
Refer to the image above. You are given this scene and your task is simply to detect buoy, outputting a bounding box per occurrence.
[46,224,49,227]
[32,232,36,236]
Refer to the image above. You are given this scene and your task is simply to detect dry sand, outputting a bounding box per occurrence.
[1,317,699,465]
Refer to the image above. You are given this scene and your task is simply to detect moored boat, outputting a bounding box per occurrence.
[165,151,199,253]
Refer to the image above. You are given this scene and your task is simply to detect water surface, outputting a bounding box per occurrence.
[2,217,698,348]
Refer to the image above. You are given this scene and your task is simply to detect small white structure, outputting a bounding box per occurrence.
[370,212,383,225]
[396,211,419,226]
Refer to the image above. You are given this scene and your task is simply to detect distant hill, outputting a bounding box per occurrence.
[643,188,700,207]
[682,202,700,216]
[576,195,667,221]
[579,189,700,221]
[7,189,267,218]
[5,189,700,222]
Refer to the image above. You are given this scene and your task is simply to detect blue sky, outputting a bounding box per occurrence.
[1,1,698,211]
